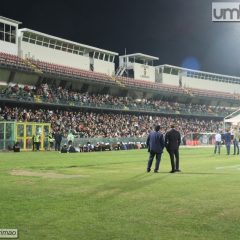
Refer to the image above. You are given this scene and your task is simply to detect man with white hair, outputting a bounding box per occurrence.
[214,131,222,155]
[233,127,239,155]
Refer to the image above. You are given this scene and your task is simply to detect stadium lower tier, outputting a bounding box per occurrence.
[0,105,223,138]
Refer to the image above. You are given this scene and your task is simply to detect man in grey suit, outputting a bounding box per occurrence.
[165,124,181,173]
[146,125,165,173]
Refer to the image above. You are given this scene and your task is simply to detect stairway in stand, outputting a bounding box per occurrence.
[23,59,43,74]
[111,76,125,88]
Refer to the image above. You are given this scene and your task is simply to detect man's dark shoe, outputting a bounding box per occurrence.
[175,169,181,172]
[154,170,159,173]
[169,170,175,173]
[147,169,151,173]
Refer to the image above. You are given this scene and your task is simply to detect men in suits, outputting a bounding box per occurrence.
[165,124,181,173]
[146,125,165,173]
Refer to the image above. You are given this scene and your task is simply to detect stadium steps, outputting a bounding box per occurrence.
[23,59,43,74]
[111,76,125,87]
[34,95,42,103]
[183,88,194,96]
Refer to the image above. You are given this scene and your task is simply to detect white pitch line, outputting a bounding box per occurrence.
[216,165,240,170]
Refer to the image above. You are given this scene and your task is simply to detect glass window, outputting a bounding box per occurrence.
[74,46,80,51]
[29,38,36,44]
[23,32,31,38]
[0,32,4,41]
[22,37,29,42]
[68,44,74,50]
[110,56,114,62]
[129,57,134,63]
[171,69,179,75]
[99,53,104,60]
[5,33,10,42]
[0,23,4,32]
[29,34,37,40]
[163,67,171,74]
[55,41,62,50]
[37,36,43,41]
[62,43,67,51]
[36,41,43,46]
[43,38,49,43]
[49,39,55,48]
[104,54,108,61]
[43,38,49,47]
[26,125,33,137]
[10,26,16,35]
[95,52,99,59]
[17,124,24,138]
[5,24,10,33]
[10,35,16,44]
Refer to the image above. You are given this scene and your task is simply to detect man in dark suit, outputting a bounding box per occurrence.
[223,129,231,155]
[54,131,62,151]
[165,124,181,173]
[146,125,165,173]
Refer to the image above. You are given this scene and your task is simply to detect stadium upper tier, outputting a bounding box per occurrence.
[0,83,237,118]
[0,51,239,102]
[0,15,240,99]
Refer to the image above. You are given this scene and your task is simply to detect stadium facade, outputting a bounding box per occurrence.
[0,16,240,150]
[0,16,240,95]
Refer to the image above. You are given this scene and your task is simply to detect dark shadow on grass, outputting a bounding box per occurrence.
[85,173,171,200]
[66,165,78,168]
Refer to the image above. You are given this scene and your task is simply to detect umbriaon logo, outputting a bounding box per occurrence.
[212,2,240,21]
[0,229,18,239]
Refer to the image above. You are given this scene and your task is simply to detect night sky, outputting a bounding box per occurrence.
[1,0,240,76]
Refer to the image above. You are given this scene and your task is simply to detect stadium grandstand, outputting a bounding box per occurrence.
[0,16,240,151]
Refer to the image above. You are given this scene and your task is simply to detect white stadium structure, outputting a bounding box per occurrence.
[0,15,239,150]
[0,16,239,96]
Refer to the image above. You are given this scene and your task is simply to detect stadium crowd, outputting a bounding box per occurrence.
[0,83,235,116]
[0,105,223,138]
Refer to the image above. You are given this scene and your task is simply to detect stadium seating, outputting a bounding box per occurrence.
[0,52,238,101]
[0,52,34,72]
[116,75,238,100]
[28,59,116,85]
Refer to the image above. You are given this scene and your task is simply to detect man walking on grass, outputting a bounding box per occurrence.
[165,124,181,173]
[146,125,165,173]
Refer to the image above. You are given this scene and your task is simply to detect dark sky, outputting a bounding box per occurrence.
[1,0,240,76]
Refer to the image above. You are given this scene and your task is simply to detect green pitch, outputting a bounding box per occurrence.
[0,148,240,240]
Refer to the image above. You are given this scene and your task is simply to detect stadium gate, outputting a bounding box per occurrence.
[0,121,51,151]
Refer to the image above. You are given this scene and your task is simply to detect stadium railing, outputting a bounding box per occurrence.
[0,92,228,118]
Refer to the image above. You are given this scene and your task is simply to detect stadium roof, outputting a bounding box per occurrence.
[121,53,159,61]
[0,16,22,25]
[157,64,240,80]
[19,28,118,56]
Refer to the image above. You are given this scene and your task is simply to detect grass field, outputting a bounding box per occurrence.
[0,148,240,240]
